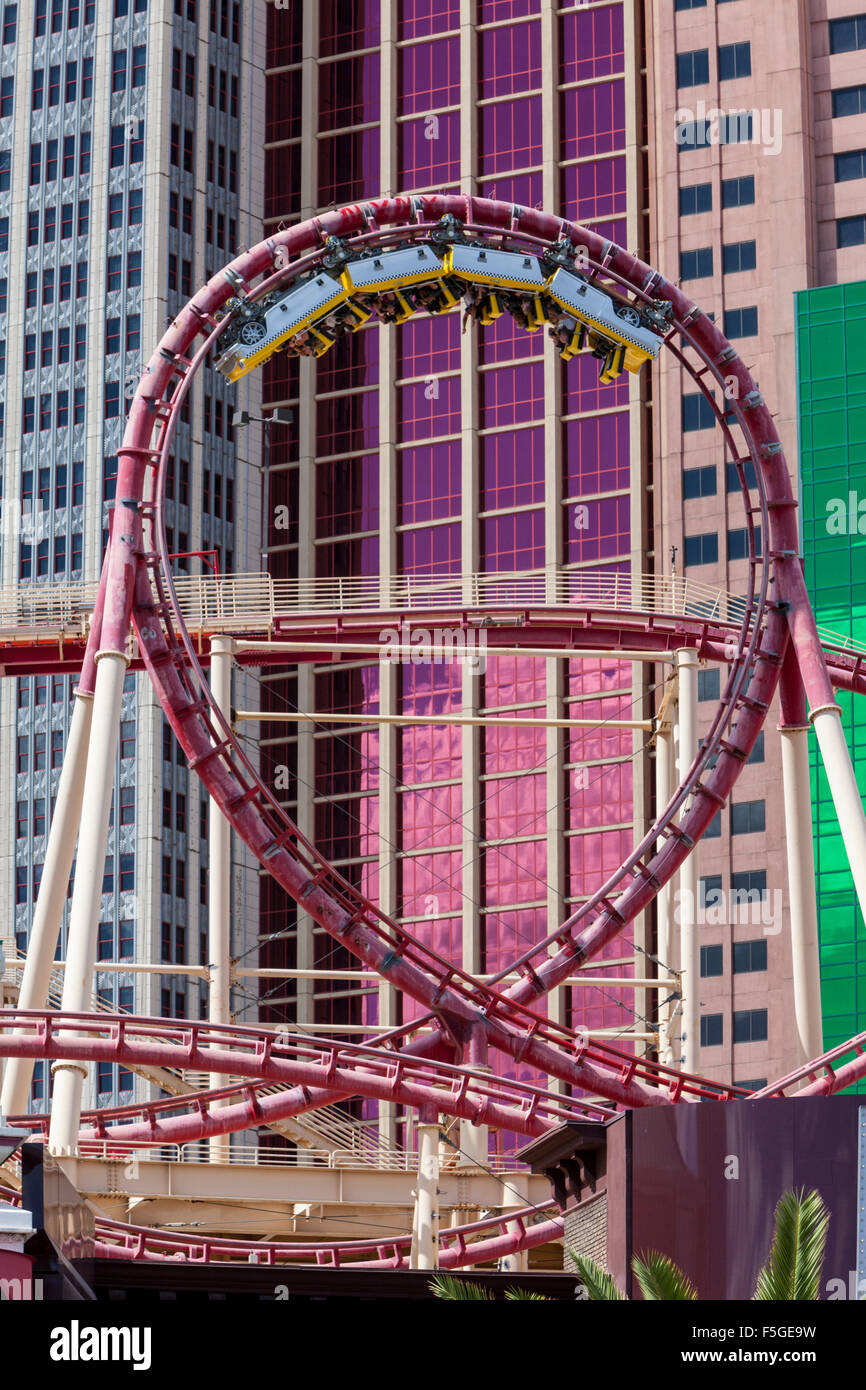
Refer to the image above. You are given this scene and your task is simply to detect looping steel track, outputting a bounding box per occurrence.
[6,195,864,1268]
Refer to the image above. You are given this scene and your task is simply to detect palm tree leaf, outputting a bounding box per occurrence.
[429,1272,494,1300]
[753,1188,829,1301]
[633,1251,698,1301]
[569,1250,627,1300]
[504,1286,551,1300]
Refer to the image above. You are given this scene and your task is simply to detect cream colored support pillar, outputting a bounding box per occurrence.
[209,638,234,1150]
[2,692,94,1116]
[654,713,677,1067]
[410,1111,440,1270]
[676,649,700,1075]
[499,1173,530,1274]
[49,653,129,1155]
[812,706,866,934]
[780,724,823,1067]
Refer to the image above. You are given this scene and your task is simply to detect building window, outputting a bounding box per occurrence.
[724,306,758,338]
[833,84,866,118]
[704,809,722,838]
[700,875,723,911]
[838,215,866,248]
[733,1008,768,1044]
[676,48,709,87]
[829,15,866,54]
[698,668,721,702]
[683,465,717,499]
[731,868,768,905]
[737,1079,767,1093]
[747,731,765,764]
[701,1014,723,1047]
[682,393,716,431]
[0,74,12,116]
[2,4,17,44]
[726,458,757,491]
[679,182,712,216]
[675,0,707,8]
[700,944,723,977]
[119,919,134,958]
[721,174,755,208]
[684,532,719,567]
[731,799,765,835]
[733,939,767,974]
[835,149,866,182]
[727,526,761,560]
[723,240,757,273]
[718,41,751,81]
[680,247,713,279]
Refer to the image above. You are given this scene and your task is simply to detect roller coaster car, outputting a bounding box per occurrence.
[444,244,548,294]
[546,268,662,379]
[214,271,350,382]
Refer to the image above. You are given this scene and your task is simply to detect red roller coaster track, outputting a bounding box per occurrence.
[5,196,866,1271]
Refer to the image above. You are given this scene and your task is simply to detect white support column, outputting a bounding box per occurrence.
[812,707,866,933]
[499,1173,530,1274]
[2,692,93,1116]
[676,649,699,1075]
[48,653,129,1156]
[410,1111,441,1270]
[654,713,677,1066]
[780,724,823,1067]
[209,638,234,1143]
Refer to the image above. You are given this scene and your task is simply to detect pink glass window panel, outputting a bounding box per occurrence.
[267,469,298,548]
[318,129,380,207]
[480,362,543,427]
[398,310,460,378]
[402,852,462,908]
[402,657,461,708]
[317,329,379,393]
[481,509,544,572]
[315,733,381,796]
[564,412,630,497]
[319,0,381,56]
[484,718,545,776]
[267,3,303,65]
[560,5,625,84]
[566,656,631,699]
[316,664,381,714]
[479,0,540,19]
[398,375,461,440]
[566,493,630,564]
[561,81,626,159]
[399,37,459,114]
[314,800,371,861]
[481,427,544,510]
[266,71,302,142]
[319,54,381,130]
[568,827,633,897]
[399,0,459,39]
[483,907,546,975]
[479,20,541,97]
[484,775,547,840]
[267,549,299,582]
[316,390,378,456]
[479,96,542,174]
[569,698,633,764]
[479,170,542,214]
[590,217,628,246]
[561,156,627,223]
[405,915,462,970]
[399,523,461,574]
[563,352,629,414]
[569,760,633,830]
[484,653,545,708]
[479,305,543,363]
[483,839,547,906]
[399,111,460,189]
[316,454,380,535]
[264,352,300,408]
[399,441,461,524]
[400,788,462,851]
[315,535,381,579]
[265,144,301,221]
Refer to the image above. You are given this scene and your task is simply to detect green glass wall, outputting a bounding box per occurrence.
[797,280,866,1079]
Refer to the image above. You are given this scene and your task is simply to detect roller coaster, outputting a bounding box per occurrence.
[3,194,866,1277]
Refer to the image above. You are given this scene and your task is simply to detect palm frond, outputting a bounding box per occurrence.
[633,1251,698,1301]
[753,1188,829,1301]
[504,1286,551,1300]
[429,1272,494,1300]
[569,1250,627,1300]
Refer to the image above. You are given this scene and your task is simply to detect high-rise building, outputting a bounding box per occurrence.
[0,0,263,1110]
[646,1,866,1086]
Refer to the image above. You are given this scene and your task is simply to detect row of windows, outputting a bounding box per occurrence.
[680,175,754,217]
[27,201,90,244]
[675,0,740,9]
[161,920,187,964]
[19,534,83,577]
[677,41,751,88]
[105,315,140,355]
[110,123,143,167]
[170,122,195,174]
[29,132,91,183]
[22,462,84,508]
[701,870,768,904]
[205,205,238,251]
[700,939,767,977]
[33,57,93,109]
[16,852,133,901]
[680,240,756,280]
[161,854,187,898]
[206,140,238,191]
[25,263,87,306]
[111,45,146,93]
[202,469,235,521]
[683,459,758,500]
[683,528,761,566]
[703,799,766,837]
[22,389,85,431]
[207,63,239,116]
[207,0,240,43]
[677,111,755,150]
[24,326,86,369]
[701,1009,767,1048]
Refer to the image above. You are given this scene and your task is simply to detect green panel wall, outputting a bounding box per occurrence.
[797,280,866,1082]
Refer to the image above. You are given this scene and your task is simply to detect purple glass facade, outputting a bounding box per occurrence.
[261,0,641,1144]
